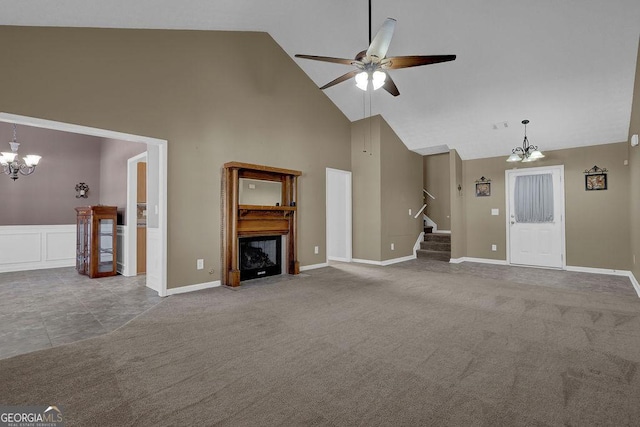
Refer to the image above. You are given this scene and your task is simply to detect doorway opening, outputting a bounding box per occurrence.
[0,112,168,296]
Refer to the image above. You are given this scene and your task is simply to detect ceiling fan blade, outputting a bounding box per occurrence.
[382,55,456,69]
[319,70,361,90]
[295,54,361,66]
[366,18,396,60]
[382,74,400,97]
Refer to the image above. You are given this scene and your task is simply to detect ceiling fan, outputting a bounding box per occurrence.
[295,1,456,96]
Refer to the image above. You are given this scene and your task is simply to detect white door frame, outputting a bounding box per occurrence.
[505,164,566,269]
[126,152,147,278]
[0,113,169,297]
[326,168,352,262]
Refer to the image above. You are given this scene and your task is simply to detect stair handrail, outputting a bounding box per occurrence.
[414,204,427,219]
[423,189,436,200]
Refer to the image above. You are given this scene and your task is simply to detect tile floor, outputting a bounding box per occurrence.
[0,267,162,360]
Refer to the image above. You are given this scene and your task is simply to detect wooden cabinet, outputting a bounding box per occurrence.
[137,227,146,274]
[75,206,117,278]
[137,162,147,203]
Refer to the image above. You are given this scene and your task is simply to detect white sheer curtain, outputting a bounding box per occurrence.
[515,174,554,223]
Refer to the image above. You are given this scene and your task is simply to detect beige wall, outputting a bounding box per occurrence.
[629,39,640,280]
[351,115,422,261]
[449,150,466,259]
[463,142,630,270]
[0,26,352,289]
[380,118,423,260]
[423,153,451,230]
[351,116,382,261]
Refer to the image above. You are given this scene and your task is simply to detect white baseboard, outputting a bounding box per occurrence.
[353,254,417,267]
[413,232,425,256]
[382,255,416,266]
[300,262,329,271]
[449,257,507,265]
[565,265,631,276]
[629,273,640,298]
[166,280,221,296]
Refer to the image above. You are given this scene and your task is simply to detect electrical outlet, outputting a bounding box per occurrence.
[491,244,497,251]
[409,209,412,216]
[197,259,204,270]
[314,246,319,254]
[391,243,395,250]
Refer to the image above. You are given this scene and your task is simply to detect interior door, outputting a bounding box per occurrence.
[507,166,565,268]
[326,168,352,262]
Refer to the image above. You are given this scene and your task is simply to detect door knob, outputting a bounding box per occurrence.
[510,221,515,225]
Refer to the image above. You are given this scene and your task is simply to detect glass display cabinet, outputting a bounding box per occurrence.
[75,205,117,278]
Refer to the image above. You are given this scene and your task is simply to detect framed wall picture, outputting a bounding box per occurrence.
[585,173,607,190]
[475,177,491,197]
[584,165,608,191]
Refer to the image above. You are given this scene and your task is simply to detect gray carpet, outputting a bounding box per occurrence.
[1,261,639,426]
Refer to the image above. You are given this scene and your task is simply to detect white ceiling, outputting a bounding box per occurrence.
[2,0,639,159]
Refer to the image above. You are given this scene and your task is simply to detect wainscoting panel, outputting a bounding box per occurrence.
[45,229,76,261]
[146,227,162,294]
[116,225,131,276]
[0,225,76,272]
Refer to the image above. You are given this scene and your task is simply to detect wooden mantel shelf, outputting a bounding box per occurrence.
[222,162,301,287]
[238,205,296,211]
[224,162,302,177]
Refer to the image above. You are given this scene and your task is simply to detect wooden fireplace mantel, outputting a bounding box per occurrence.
[222,162,302,287]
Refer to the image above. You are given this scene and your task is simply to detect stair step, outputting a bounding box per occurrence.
[424,226,434,234]
[420,241,451,252]
[424,233,451,243]
[416,249,451,262]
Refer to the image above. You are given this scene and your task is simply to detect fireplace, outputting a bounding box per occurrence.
[239,236,282,281]
[222,162,301,287]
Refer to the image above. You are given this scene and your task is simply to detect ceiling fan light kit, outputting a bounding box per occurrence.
[355,70,387,91]
[295,2,456,97]
[506,120,545,163]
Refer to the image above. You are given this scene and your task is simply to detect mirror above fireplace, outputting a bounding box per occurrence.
[238,178,282,206]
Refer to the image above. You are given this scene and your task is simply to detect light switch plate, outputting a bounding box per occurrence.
[197,259,204,270]
[491,208,499,216]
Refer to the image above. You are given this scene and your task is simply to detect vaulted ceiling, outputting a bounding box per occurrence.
[2,0,639,159]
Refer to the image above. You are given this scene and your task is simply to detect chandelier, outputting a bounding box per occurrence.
[506,119,545,162]
[0,124,41,181]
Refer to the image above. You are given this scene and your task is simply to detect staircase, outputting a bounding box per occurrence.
[417,228,451,262]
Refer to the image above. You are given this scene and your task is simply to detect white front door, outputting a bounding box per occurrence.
[506,165,565,269]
